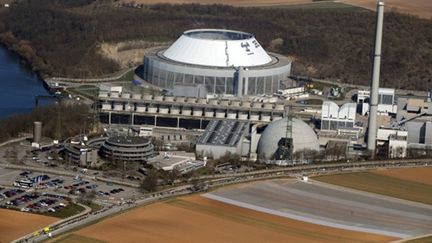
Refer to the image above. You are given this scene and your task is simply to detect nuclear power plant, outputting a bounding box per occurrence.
[142,29,293,97]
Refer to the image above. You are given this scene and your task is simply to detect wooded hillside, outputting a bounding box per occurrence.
[0,0,431,90]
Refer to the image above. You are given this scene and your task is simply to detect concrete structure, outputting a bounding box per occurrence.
[388,132,408,158]
[358,88,396,115]
[394,96,432,150]
[173,83,207,98]
[63,136,105,167]
[196,120,249,159]
[257,118,319,160]
[321,101,357,133]
[143,29,293,96]
[33,121,42,144]
[99,91,286,129]
[100,136,155,162]
[367,1,385,154]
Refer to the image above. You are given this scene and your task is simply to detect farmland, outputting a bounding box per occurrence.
[0,209,57,243]
[54,195,395,243]
[315,169,432,205]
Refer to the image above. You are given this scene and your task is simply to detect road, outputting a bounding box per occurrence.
[11,158,432,242]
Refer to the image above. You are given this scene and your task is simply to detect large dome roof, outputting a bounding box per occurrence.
[257,118,319,160]
[163,29,272,67]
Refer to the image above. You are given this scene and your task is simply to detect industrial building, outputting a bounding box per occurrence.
[63,136,106,167]
[257,117,319,160]
[142,29,293,96]
[195,120,250,159]
[99,91,286,130]
[358,88,396,115]
[320,101,358,135]
[100,136,155,162]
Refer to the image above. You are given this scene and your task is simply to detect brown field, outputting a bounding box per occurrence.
[373,167,432,186]
[120,0,432,18]
[0,209,57,242]
[121,0,314,7]
[315,168,432,205]
[341,0,432,18]
[71,195,395,243]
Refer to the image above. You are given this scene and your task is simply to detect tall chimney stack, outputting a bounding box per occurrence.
[367,1,385,156]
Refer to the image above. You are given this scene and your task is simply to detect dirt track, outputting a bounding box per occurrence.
[75,195,394,243]
[341,0,432,18]
[373,167,432,186]
[0,209,57,242]
[121,0,313,7]
[121,0,432,18]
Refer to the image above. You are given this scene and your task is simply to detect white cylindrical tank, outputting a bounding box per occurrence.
[197,98,207,104]
[143,94,153,100]
[170,106,180,115]
[220,100,230,106]
[132,93,141,100]
[136,104,146,113]
[227,111,237,119]
[272,114,283,121]
[124,103,133,111]
[110,92,120,98]
[238,112,248,120]
[33,121,42,143]
[209,99,218,105]
[176,97,186,103]
[147,105,157,113]
[250,112,260,121]
[182,107,192,116]
[231,100,241,107]
[187,97,197,103]
[101,102,111,110]
[159,106,169,114]
[263,103,274,109]
[268,97,278,103]
[204,109,214,117]
[113,102,123,111]
[275,103,285,110]
[192,108,203,117]
[164,96,174,102]
[121,93,131,99]
[252,102,262,108]
[261,113,271,122]
[99,91,108,98]
[242,101,251,107]
[154,95,163,101]
[215,110,226,118]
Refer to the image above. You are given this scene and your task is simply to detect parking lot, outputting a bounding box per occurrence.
[0,167,139,215]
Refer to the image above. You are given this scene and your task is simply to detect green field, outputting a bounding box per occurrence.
[315,172,432,205]
[406,235,432,243]
[53,234,105,243]
[42,203,86,219]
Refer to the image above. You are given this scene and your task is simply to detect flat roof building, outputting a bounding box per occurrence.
[196,120,250,159]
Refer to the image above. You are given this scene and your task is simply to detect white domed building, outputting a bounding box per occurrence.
[257,117,320,160]
[143,29,293,96]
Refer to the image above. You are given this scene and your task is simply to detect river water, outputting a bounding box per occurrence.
[0,46,49,119]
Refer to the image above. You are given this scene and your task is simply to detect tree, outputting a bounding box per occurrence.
[78,190,96,205]
[140,169,158,192]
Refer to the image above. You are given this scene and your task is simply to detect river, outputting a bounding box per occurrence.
[0,46,49,119]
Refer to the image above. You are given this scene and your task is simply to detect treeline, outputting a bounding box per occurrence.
[0,103,92,143]
[0,0,431,89]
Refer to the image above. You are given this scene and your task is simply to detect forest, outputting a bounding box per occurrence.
[0,104,93,143]
[0,0,431,90]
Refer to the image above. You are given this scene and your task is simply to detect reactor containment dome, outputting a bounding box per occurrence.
[143,29,293,96]
[257,118,319,160]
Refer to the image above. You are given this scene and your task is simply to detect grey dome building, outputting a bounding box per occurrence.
[257,118,319,160]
